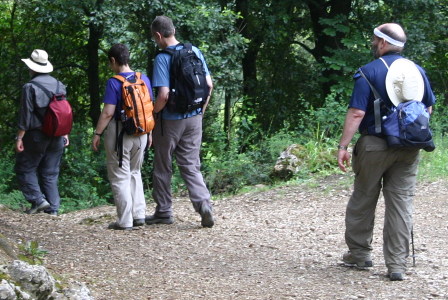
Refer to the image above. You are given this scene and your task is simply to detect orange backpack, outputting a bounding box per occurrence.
[113,72,154,167]
[113,72,154,136]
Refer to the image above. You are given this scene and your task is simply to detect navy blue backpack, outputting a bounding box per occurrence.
[359,68,435,152]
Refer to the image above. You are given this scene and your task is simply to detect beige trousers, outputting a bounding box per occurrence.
[104,120,148,228]
[345,135,420,273]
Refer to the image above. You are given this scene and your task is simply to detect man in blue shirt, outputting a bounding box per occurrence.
[337,23,436,281]
[147,16,214,228]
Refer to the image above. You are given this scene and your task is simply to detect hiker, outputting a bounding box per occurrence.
[147,16,214,227]
[15,49,69,216]
[92,43,152,230]
[337,23,436,281]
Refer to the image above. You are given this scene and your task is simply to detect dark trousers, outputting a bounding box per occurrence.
[15,130,64,213]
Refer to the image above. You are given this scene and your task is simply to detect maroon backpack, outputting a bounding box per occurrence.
[32,81,73,136]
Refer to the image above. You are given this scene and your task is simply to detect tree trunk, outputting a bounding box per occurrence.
[305,0,352,103]
[224,90,231,147]
[87,21,103,126]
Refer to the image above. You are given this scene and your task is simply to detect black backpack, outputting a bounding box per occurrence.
[160,43,209,114]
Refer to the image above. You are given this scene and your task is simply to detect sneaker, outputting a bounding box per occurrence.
[26,200,50,214]
[200,204,214,228]
[342,251,373,269]
[133,219,145,227]
[108,222,133,231]
[389,272,404,281]
[145,215,174,225]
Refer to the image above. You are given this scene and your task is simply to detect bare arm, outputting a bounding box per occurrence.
[92,104,115,151]
[337,108,365,172]
[154,87,169,113]
[202,75,213,115]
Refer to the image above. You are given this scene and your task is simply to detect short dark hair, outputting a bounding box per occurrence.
[107,44,130,66]
[151,16,175,38]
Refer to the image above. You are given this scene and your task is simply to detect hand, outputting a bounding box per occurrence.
[337,149,350,172]
[147,132,153,148]
[15,140,24,153]
[63,135,70,147]
[92,135,101,151]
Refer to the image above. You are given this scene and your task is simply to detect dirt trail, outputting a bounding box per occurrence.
[1,175,447,299]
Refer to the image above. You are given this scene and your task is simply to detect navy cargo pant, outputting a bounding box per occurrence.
[345,135,419,273]
[15,130,64,213]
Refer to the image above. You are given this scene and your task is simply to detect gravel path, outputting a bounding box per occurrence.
[1,175,447,299]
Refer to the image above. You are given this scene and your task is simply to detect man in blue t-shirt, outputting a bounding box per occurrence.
[146,16,214,228]
[337,23,436,281]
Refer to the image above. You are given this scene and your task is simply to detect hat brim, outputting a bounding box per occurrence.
[21,58,53,73]
[385,58,424,107]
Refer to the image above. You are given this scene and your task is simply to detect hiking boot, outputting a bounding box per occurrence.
[389,272,404,281]
[133,219,145,227]
[26,200,50,214]
[145,215,174,225]
[200,204,214,228]
[342,251,373,269]
[108,222,133,231]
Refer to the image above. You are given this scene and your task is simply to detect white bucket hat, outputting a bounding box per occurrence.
[21,49,53,73]
[385,58,424,107]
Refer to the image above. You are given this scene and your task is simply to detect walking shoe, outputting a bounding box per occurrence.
[108,222,133,231]
[26,200,50,214]
[342,251,373,269]
[200,205,214,228]
[389,272,404,281]
[145,215,174,225]
[133,219,145,227]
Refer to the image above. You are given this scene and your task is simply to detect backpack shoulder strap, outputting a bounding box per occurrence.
[358,68,382,100]
[30,81,53,98]
[379,57,390,70]
[112,75,126,83]
[358,68,383,134]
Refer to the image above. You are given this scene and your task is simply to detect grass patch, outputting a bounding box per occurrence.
[418,134,448,182]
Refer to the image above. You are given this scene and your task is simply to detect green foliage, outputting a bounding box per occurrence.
[418,100,448,181]
[419,135,448,182]
[58,123,112,213]
[18,240,48,265]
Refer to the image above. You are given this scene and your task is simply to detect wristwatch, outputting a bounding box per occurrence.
[337,145,348,150]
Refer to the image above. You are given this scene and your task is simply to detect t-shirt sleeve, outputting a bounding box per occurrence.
[418,66,436,108]
[103,78,121,105]
[349,72,370,112]
[152,54,171,88]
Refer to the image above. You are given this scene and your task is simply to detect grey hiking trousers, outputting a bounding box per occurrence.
[345,135,420,273]
[104,120,147,228]
[152,114,211,217]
